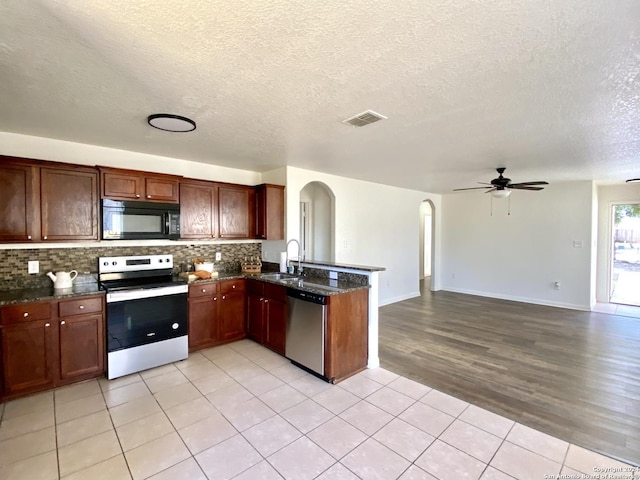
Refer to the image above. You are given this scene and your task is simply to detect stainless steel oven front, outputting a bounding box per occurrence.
[99,255,188,379]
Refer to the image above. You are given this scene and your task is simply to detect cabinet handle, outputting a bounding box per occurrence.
[135,194,141,198]
[79,305,84,309]
[60,321,66,325]
[213,296,217,301]
[23,312,29,317]
[147,195,151,199]
[45,323,50,327]
[43,236,48,240]
[201,289,207,293]
[259,297,264,302]
[27,235,32,240]
[265,299,269,303]
[232,285,236,289]
[222,295,226,300]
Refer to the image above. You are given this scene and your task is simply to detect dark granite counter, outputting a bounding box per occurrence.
[0,282,104,306]
[300,260,385,272]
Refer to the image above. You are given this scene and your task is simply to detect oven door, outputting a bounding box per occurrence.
[106,286,188,352]
[102,199,180,240]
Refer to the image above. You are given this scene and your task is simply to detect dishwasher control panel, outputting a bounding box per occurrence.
[286,288,327,305]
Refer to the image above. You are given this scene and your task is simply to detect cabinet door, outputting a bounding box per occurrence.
[1,320,56,396]
[188,296,218,350]
[41,167,99,241]
[0,162,39,242]
[180,182,216,239]
[219,291,246,342]
[255,184,284,240]
[102,171,144,200]
[246,293,265,344]
[145,177,179,203]
[218,185,252,239]
[59,314,104,381]
[264,298,287,355]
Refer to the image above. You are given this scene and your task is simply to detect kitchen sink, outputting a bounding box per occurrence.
[260,273,299,282]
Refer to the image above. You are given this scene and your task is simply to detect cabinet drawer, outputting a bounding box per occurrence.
[189,283,218,298]
[1,302,52,325]
[58,296,103,317]
[220,279,245,294]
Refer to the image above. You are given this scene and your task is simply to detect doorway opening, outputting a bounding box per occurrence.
[420,200,434,291]
[299,182,335,262]
[610,203,640,306]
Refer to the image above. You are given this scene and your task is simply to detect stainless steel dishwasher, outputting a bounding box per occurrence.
[285,288,327,377]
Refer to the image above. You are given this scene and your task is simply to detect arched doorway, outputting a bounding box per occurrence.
[420,200,435,291]
[300,182,335,262]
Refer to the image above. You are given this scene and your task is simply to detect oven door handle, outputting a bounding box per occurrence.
[106,284,188,303]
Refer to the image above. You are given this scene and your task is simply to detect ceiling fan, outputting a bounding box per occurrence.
[453,167,549,197]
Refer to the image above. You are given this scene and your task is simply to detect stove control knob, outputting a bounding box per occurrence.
[172,323,179,330]
[166,258,170,263]
[158,259,163,263]
[103,261,109,266]
[112,261,117,266]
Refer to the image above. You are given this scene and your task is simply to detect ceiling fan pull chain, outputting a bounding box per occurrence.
[508,195,511,215]
[490,195,494,216]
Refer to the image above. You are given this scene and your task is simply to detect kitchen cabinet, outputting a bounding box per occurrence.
[100,167,180,203]
[58,296,104,381]
[187,279,246,351]
[218,279,246,342]
[0,161,38,242]
[218,184,254,239]
[246,280,287,355]
[180,180,255,240]
[0,295,105,400]
[41,166,99,241]
[180,180,217,239]
[324,288,369,382]
[0,158,99,242]
[255,184,285,240]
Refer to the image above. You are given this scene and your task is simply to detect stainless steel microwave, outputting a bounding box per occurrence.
[102,199,180,240]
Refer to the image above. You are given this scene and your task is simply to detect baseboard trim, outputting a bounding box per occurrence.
[379,291,421,307]
[442,287,590,311]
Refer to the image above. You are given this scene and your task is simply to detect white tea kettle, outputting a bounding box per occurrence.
[47,270,78,289]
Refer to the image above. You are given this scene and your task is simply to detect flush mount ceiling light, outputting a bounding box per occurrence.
[491,189,512,198]
[626,178,640,183]
[147,114,196,132]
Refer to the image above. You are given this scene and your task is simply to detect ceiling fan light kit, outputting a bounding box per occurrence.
[453,167,549,196]
[491,189,511,198]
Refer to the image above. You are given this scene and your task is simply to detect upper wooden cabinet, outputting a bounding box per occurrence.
[0,158,98,242]
[0,161,38,242]
[180,180,256,240]
[100,167,180,203]
[41,167,99,241]
[218,184,254,239]
[255,184,284,240]
[180,180,217,239]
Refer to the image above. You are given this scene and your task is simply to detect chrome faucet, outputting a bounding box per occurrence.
[286,238,304,275]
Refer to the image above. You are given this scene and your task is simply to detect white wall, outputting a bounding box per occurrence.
[441,181,595,310]
[0,132,260,185]
[595,183,640,303]
[300,182,333,262]
[275,167,441,306]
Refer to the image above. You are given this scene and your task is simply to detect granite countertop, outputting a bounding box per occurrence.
[0,271,369,306]
[300,260,386,272]
[0,282,104,306]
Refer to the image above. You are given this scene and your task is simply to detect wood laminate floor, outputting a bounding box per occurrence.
[379,279,640,466]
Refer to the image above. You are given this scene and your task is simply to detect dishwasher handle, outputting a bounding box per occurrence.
[286,288,327,305]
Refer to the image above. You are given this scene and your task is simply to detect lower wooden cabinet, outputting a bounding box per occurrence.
[187,279,246,351]
[0,295,105,400]
[246,280,287,355]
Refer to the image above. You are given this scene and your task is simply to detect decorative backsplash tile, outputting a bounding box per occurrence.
[0,243,261,290]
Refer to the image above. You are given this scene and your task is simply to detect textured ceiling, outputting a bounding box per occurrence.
[0,0,638,193]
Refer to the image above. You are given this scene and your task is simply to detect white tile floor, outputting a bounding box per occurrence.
[0,339,637,480]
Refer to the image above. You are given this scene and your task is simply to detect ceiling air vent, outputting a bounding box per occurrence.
[342,110,388,127]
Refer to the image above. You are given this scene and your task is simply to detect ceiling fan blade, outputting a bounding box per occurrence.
[509,185,544,191]
[484,188,497,193]
[509,181,549,186]
[453,186,493,191]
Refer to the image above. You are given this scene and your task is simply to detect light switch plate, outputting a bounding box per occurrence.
[28,260,39,274]
[215,252,222,261]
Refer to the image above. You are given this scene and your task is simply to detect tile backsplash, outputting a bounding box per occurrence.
[0,243,262,290]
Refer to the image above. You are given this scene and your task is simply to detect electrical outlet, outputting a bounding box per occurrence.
[329,271,338,280]
[215,252,222,261]
[28,260,39,274]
